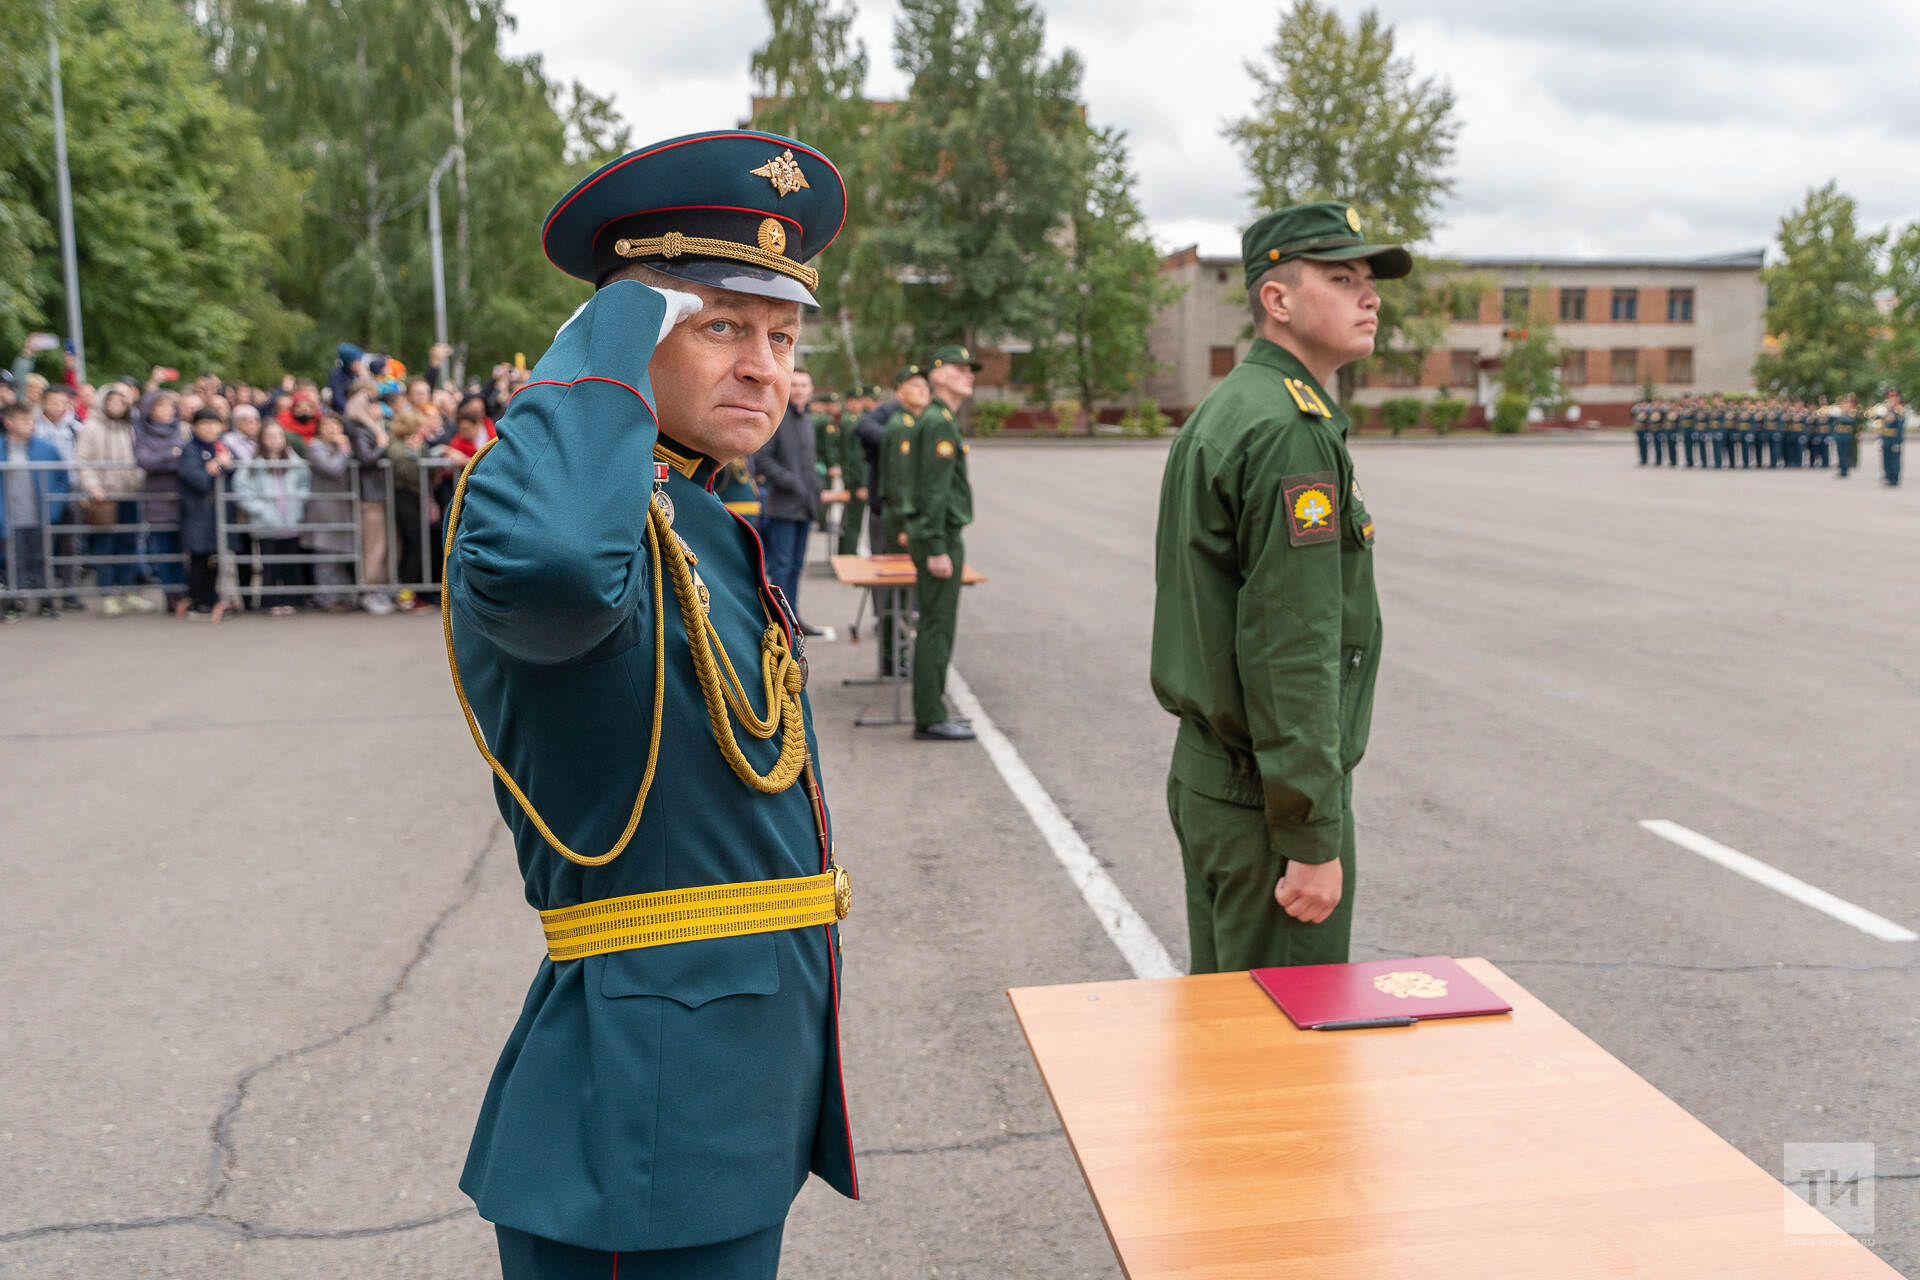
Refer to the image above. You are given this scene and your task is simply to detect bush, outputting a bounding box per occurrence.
[1491,394,1530,434]
[1427,396,1467,436]
[1380,397,1424,437]
[1049,400,1082,436]
[1118,398,1171,438]
[970,400,1015,436]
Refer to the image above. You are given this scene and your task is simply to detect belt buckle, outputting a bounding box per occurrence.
[832,865,851,921]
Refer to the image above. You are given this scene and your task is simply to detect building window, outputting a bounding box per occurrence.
[1558,289,1586,322]
[1561,349,1588,387]
[1449,349,1479,388]
[1667,288,1694,322]
[1610,288,1638,322]
[1209,345,1236,377]
[1609,348,1638,385]
[1666,347,1694,383]
[1501,287,1531,323]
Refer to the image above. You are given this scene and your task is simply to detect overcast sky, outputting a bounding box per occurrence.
[501,0,1920,263]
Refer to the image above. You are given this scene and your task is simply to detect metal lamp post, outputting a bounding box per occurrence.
[47,1,85,384]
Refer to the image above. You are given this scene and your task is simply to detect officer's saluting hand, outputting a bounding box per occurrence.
[1151,202,1407,973]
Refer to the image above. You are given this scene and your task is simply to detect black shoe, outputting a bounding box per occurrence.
[799,622,827,637]
[913,719,976,741]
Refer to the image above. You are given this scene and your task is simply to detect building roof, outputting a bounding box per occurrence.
[1447,249,1766,271]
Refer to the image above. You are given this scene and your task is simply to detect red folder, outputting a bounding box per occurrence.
[1250,956,1512,1030]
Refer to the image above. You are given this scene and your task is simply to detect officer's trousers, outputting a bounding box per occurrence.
[1634,429,1648,465]
[1168,773,1356,973]
[1885,440,1902,486]
[496,1221,784,1280]
[910,534,964,726]
[837,497,866,556]
[1838,434,1853,476]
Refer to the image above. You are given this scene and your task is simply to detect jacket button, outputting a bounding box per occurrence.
[1350,651,1362,668]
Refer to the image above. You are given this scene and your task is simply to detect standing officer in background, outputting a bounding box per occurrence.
[836,386,870,555]
[907,346,979,742]
[445,130,857,1277]
[854,380,898,556]
[870,367,930,669]
[1835,393,1858,478]
[1882,388,1905,486]
[755,366,823,633]
[1632,399,1650,466]
[1152,202,1401,973]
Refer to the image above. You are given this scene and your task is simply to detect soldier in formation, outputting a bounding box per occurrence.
[1633,393,1910,480]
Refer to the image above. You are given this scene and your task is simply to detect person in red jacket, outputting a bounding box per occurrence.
[276,389,322,443]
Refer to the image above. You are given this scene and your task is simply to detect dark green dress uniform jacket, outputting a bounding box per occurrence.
[1150,339,1382,868]
[838,411,867,493]
[447,282,856,1253]
[876,408,918,551]
[906,401,971,556]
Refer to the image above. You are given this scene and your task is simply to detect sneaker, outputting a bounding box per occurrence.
[185,606,212,621]
[269,605,295,618]
[37,603,57,619]
[397,589,417,609]
[123,593,157,613]
[361,593,395,615]
[101,596,125,617]
[3,608,19,624]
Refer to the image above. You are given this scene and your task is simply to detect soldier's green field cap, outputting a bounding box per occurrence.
[928,344,982,371]
[893,364,928,386]
[1243,201,1412,289]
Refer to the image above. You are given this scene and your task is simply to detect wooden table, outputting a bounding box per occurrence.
[1009,961,1898,1278]
[830,554,986,726]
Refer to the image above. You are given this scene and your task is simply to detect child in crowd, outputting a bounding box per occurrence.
[385,405,437,609]
[176,407,234,620]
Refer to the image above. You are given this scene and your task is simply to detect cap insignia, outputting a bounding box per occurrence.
[1346,207,1362,232]
[751,150,811,197]
[757,218,787,255]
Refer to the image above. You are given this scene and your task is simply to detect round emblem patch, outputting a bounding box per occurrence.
[1345,207,1362,232]
[936,439,955,458]
[1373,970,1448,999]
[1292,487,1332,529]
[757,217,787,255]
[899,440,910,455]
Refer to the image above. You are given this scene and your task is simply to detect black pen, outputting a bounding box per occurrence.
[1311,1016,1416,1031]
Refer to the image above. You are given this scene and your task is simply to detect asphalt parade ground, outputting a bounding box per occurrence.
[4,435,1917,1277]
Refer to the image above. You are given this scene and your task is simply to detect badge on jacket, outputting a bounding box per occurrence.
[1283,471,1339,546]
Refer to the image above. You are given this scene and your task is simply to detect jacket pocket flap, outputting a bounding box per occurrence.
[598,933,780,1008]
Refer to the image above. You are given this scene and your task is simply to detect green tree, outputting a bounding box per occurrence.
[3,0,296,381]
[880,0,1086,354]
[1224,1,1459,396]
[1875,220,1920,398]
[750,0,897,387]
[1754,182,1882,399]
[1024,126,1179,416]
[204,0,627,378]
[1495,293,1570,416]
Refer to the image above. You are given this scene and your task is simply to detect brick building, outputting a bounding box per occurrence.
[1142,247,1768,423]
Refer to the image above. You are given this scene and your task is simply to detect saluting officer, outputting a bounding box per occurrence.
[445,130,856,1277]
[907,346,979,742]
[1152,202,1401,972]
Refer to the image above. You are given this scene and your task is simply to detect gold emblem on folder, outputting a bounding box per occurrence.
[1374,970,1449,999]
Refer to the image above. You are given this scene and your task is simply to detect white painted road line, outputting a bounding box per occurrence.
[1639,820,1919,943]
[947,669,1182,979]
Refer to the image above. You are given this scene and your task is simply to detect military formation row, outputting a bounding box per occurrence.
[1632,393,1908,485]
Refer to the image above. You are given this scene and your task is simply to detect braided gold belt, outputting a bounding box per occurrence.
[540,867,850,962]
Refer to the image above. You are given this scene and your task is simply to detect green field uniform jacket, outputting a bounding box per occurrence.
[838,412,867,491]
[907,400,972,557]
[1151,339,1382,867]
[876,408,918,532]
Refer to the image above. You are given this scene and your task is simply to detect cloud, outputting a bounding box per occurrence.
[501,0,1920,263]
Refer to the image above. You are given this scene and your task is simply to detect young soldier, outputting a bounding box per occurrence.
[446,130,856,1278]
[1882,388,1906,486]
[872,366,930,671]
[1152,202,1406,972]
[907,346,979,741]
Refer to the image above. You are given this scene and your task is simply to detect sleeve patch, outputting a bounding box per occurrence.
[1282,471,1340,546]
[935,439,955,458]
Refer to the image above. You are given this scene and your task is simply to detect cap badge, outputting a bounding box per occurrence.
[757,218,787,255]
[750,150,811,197]
[1346,207,1362,232]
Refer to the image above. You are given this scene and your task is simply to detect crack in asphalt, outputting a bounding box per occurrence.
[0,825,503,1251]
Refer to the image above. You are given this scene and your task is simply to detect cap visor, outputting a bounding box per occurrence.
[624,257,819,307]
[1299,244,1413,280]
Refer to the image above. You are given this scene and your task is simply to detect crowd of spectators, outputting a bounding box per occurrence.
[0,339,524,623]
